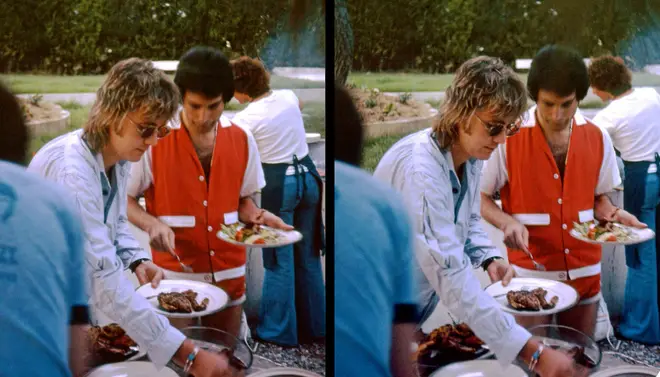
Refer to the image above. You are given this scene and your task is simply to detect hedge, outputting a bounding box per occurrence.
[345,0,660,72]
[0,0,325,74]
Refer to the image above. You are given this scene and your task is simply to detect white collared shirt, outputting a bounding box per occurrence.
[127,113,265,198]
[373,128,531,368]
[27,130,185,369]
[481,106,621,196]
[592,88,660,162]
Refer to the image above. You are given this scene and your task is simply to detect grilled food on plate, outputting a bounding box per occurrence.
[414,323,485,361]
[220,223,283,245]
[88,323,138,361]
[506,288,559,311]
[572,220,636,242]
[158,290,210,313]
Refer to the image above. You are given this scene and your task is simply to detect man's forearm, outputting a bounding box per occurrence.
[69,324,92,377]
[127,196,160,232]
[390,323,416,377]
[238,195,262,223]
[480,192,516,230]
[594,193,617,221]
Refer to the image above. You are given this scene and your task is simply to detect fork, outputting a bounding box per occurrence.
[522,249,546,271]
[171,251,193,272]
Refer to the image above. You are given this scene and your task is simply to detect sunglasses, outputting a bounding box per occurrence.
[474,113,521,137]
[126,116,171,139]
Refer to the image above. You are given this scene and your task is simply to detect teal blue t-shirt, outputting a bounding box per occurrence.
[335,161,418,377]
[0,161,88,377]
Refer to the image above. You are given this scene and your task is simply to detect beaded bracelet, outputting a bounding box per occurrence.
[528,344,544,372]
[183,346,200,374]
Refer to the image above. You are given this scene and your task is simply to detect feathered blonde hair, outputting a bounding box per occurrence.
[434,56,528,148]
[83,58,180,151]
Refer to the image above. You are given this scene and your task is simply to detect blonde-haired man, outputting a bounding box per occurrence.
[374,56,580,377]
[28,58,242,377]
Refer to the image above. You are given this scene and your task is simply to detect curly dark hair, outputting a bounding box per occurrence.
[0,82,29,165]
[174,46,234,103]
[588,55,632,97]
[527,45,590,102]
[231,56,271,98]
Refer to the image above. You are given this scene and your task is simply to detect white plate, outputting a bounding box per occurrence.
[590,365,660,376]
[484,278,579,316]
[135,279,229,318]
[86,361,178,377]
[216,223,303,248]
[570,224,655,245]
[430,360,527,377]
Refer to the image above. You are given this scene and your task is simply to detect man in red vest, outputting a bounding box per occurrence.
[127,46,291,337]
[481,45,645,337]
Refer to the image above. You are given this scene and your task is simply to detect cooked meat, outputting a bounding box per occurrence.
[101,323,126,338]
[158,292,194,313]
[414,323,485,362]
[507,290,542,311]
[158,290,208,313]
[88,324,138,362]
[183,289,210,311]
[531,288,559,310]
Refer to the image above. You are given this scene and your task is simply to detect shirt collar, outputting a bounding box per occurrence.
[428,131,478,176]
[77,131,128,178]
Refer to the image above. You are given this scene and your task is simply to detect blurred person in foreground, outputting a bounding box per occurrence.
[0,82,90,377]
[374,56,582,376]
[28,58,242,377]
[481,46,644,338]
[230,56,325,347]
[335,86,418,377]
[589,55,660,344]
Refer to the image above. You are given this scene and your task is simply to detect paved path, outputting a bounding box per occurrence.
[17,88,325,106]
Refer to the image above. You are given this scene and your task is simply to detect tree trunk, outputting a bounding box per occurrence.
[334,0,353,85]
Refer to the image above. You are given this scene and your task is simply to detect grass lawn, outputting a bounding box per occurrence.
[2,74,324,94]
[360,131,417,173]
[29,101,325,161]
[348,72,660,92]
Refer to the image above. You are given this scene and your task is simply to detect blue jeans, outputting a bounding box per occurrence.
[619,172,660,344]
[257,172,326,346]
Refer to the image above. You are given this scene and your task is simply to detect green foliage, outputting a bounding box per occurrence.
[28,94,43,106]
[346,0,660,73]
[398,92,412,104]
[0,0,325,74]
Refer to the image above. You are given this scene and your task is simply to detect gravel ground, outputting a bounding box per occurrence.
[249,338,326,376]
[598,335,660,368]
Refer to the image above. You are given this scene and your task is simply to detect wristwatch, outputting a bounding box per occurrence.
[481,256,503,271]
[129,258,150,273]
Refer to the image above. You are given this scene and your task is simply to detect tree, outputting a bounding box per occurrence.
[334,0,353,85]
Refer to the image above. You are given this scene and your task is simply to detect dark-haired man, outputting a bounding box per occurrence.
[127,46,291,337]
[481,45,645,336]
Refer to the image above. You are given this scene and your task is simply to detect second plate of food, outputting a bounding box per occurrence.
[217,222,302,248]
[135,280,229,318]
[414,322,493,377]
[571,220,655,245]
[484,277,579,316]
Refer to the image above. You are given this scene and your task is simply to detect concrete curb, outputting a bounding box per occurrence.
[27,107,70,136]
[364,106,439,138]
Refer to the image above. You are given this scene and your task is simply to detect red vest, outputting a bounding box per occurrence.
[144,120,249,274]
[500,117,605,298]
